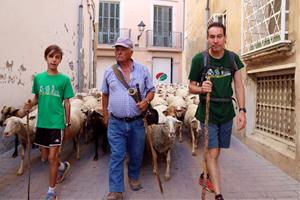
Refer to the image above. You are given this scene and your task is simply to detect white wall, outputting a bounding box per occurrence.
[0,0,94,108]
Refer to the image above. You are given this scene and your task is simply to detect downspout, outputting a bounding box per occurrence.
[87,1,95,88]
[205,0,210,49]
[77,4,83,92]
[183,0,185,50]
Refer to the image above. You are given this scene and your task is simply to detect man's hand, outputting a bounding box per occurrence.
[103,114,109,127]
[137,100,149,112]
[237,111,246,130]
[202,80,212,93]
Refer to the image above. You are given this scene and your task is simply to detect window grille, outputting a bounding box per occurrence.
[242,0,289,55]
[153,5,173,47]
[99,2,120,44]
[208,13,226,26]
[255,73,295,145]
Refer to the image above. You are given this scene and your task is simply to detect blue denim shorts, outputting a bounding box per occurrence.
[200,120,233,149]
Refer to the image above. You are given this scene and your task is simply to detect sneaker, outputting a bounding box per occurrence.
[129,179,143,191]
[215,194,224,200]
[45,192,58,200]
[199,173,214,193]
[57,161,70,183]
[103,192,123,200]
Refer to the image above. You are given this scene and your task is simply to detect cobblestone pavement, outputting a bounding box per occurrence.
[0,134,299,200]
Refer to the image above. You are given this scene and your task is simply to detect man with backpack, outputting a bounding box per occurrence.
[188,22,247,200]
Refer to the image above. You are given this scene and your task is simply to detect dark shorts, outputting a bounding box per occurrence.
[200,120,233,149]
[34,127,63,148]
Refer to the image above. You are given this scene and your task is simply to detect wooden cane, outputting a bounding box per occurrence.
[135,84,164,194]
[201,77,211,200]
[26,112,31,200]
[145,125,164,194]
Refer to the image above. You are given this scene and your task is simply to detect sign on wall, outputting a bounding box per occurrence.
[152,58,172,85]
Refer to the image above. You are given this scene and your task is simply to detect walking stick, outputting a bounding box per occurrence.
[145,125,164,194]
[201,76,211,200]
[133,84,164,194]
[26,112,31,200]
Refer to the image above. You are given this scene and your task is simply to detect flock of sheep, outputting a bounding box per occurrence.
[0,83,202,181]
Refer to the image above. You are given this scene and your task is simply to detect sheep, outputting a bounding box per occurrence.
[67,107,87,160]
[150,94,168,107]
[175,87,189,99]
[148,115,182,180]
[153,105,168,124]
[0,106,37,157]
[85,109,109,161]
[3,116,36,175]
[184,104,201,156]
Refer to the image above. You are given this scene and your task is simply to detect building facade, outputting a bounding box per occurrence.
[183,0,300,181]
[0,0,96,109]
[95,0,184,89]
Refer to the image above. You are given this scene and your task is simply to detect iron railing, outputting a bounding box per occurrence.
[146,30,182,49]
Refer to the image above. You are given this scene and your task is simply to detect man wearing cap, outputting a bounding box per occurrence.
[101,37,155,200]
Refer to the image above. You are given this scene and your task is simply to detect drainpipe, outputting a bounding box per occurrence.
[205,0,210,49]
[87,1,95,88]
[77,4,83,92]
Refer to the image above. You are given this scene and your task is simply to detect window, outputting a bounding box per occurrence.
[242,0,289,54]
[153,5,172,47]
[255,72,295,146]
[99,2,120,44]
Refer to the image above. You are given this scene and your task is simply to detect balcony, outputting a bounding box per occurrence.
[146,30,182,52]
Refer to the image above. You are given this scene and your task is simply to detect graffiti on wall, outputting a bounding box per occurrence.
[0,60,28,86]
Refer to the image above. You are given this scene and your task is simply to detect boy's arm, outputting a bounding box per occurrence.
[64,98,71,125]
[20,94,38,117]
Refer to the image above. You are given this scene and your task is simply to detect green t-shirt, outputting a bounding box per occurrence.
[188,49,244,124]
[32,71,74,129]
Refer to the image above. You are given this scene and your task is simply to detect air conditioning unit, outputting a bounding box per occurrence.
[208,13,226,26]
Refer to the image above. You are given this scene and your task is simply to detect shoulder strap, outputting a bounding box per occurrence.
[202,50,210,69]
[112,64,130,89]
[200,51,210,83]
[227,50,238,76]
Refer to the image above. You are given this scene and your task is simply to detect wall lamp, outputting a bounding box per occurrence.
[137,21,146,41]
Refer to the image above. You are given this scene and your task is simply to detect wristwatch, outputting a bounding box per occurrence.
[65,123,71,127]
[239,108,247,113]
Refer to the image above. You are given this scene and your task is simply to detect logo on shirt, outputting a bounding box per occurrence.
[206,67,231,78]
[39,85,60,97]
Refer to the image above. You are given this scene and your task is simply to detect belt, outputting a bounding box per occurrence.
[110,113,143,122]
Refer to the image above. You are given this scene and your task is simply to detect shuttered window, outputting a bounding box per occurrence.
[255,72,295,147]
[153,5,172,47]
[99,2,120,44]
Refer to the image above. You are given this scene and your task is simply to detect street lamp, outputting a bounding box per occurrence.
[137,21,146,41]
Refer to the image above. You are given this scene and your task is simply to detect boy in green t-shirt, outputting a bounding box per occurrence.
[24,44,74,200]
[188,22,246,200]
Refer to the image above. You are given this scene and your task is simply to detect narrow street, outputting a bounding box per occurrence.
[0,133,299,200]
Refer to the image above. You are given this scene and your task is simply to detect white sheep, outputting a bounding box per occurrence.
[150,94,168,107]
[184,104,201,156]
[3,116,36,175]
[148,115,182,180]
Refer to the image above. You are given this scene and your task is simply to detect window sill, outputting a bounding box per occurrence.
[242,41,293,66]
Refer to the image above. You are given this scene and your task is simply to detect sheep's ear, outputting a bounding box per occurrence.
[1,106,6,113]
[175,118,183,124]
[29,116,36,120]
[162,110,168,116]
